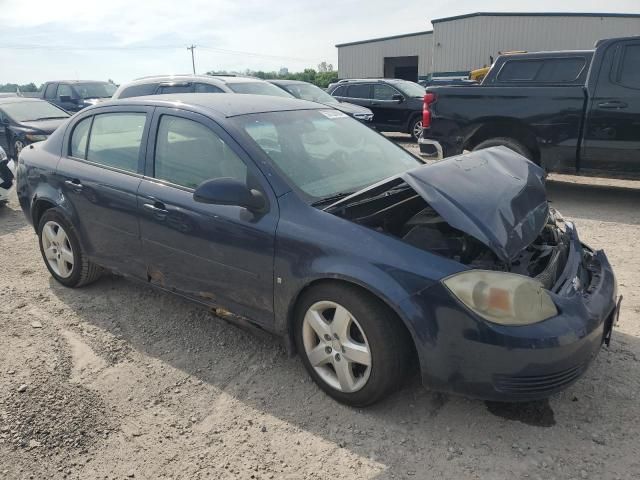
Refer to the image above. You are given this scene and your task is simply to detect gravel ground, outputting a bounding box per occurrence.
[1,143,639,479]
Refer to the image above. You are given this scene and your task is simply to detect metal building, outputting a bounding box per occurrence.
[336,12,640,81]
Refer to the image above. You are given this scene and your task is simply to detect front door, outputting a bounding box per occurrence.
[582,40,640,173]
[55,107,152,277]
[137,108,278,327]
[370,83,407,128]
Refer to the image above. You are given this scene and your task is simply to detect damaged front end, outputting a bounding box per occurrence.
[326,147,568,288]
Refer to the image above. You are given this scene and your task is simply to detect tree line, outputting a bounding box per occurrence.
[207,63,338,89]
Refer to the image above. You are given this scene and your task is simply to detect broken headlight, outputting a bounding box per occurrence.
[443,271,558,326]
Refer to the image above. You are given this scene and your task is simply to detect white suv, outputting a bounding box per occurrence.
[112,74,294,99]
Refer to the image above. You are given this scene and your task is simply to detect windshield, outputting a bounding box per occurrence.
[74,82,117,99]
[393,80,426,98]
[1,101,70,122]
[235,110,421,201]
[282,83,338,104]
[228,82,293,97]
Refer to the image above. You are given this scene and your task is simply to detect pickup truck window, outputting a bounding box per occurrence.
[498,57,586,83]
[57,84,73,98]
[43,84,57,100]
[617,44,640,89]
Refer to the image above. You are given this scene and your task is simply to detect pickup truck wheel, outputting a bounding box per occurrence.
[38,209,103,288]
[294,283,411,407]
[473,137,533,161]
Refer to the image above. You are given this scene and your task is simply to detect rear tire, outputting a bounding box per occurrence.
[294,282,411,407]
[38,208,102,288]
[472,137,533,161]
[409,117,423,142]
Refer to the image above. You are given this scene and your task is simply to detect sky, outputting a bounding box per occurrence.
[0,0,638,85]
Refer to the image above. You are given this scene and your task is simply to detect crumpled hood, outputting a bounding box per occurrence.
[330,147,549,263]
[16,118,68,134]
[403,147,548,263]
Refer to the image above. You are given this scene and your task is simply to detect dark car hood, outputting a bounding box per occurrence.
[326,101,372,115]
[15,118,68,134]
[330,147,549,263]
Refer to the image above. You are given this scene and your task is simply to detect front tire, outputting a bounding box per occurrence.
[38,209,102,287]
[294,283,411,407]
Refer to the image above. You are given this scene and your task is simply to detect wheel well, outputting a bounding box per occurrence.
[465,121,540,164]
[286,278,419,367]
[32,199,57,229]
[407,113,422,132]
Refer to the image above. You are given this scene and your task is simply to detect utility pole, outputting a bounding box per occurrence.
[187,45,196,74]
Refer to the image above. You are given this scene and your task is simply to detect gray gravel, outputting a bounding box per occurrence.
[1,149,639,479]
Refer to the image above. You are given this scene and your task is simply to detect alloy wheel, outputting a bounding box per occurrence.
[301,300,372,393]
[41,221,74,278]
[412,120,423,140]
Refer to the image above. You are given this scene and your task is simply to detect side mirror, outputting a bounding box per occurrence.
[392,94,404,103]
[193,177,267,213]
[59,95,72,103]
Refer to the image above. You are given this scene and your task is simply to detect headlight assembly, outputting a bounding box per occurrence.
[25,134,48,142]
[443,270,558,326]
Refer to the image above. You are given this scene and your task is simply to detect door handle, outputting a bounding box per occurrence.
[143,202,169,219]
[597,101,628,109]
[64,179,83,190]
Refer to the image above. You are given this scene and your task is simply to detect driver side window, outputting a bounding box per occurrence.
[154,115,247,189]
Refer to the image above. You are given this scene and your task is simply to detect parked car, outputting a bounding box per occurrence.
[328,79,425,140]
[16,94,619,406]
[40,80,117,112]
[112,74,294,100]
[0,98,70,160]
[267,80,373,123]
[0,146,15,206]
[420,36,640,177]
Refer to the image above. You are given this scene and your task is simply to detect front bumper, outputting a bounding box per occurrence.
[401,224,619,401]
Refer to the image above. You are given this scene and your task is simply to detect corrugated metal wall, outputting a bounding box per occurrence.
[337,15,640,78]
[337,33,433,78]
[432,15,640,73]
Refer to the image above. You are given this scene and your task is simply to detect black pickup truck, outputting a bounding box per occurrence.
[419,36,640,176]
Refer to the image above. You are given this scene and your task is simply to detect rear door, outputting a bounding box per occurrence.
[333,84,373,110]
[137,108,278,327]
[582,40,640,173]
[56,106,152,277]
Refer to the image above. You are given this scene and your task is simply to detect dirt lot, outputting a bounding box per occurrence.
[1,144,639,479]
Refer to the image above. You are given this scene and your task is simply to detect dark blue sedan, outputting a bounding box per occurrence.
[16,94,619,406]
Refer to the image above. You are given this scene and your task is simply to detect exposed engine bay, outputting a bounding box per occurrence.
[327,179,570,290]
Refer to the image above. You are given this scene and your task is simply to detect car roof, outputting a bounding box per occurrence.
[95,93,326,117]
[126,74,268,86]
[0,97,49,105]
[44,80,109,84]
[267,79,310,86]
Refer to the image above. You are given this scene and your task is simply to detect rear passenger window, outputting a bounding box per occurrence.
[85,113,146,173]
[617,44,640,89]
[158,84,192,94]
[118,84,159,99]
[194,83,224,93]
[70,117,92,158]
[346,84,371,99]
[154,115,247,189]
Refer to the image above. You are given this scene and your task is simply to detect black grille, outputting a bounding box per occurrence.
[493,364,585,396]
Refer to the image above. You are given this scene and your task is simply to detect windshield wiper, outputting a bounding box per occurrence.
[29,116,68,121]
[311,191,355,207]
